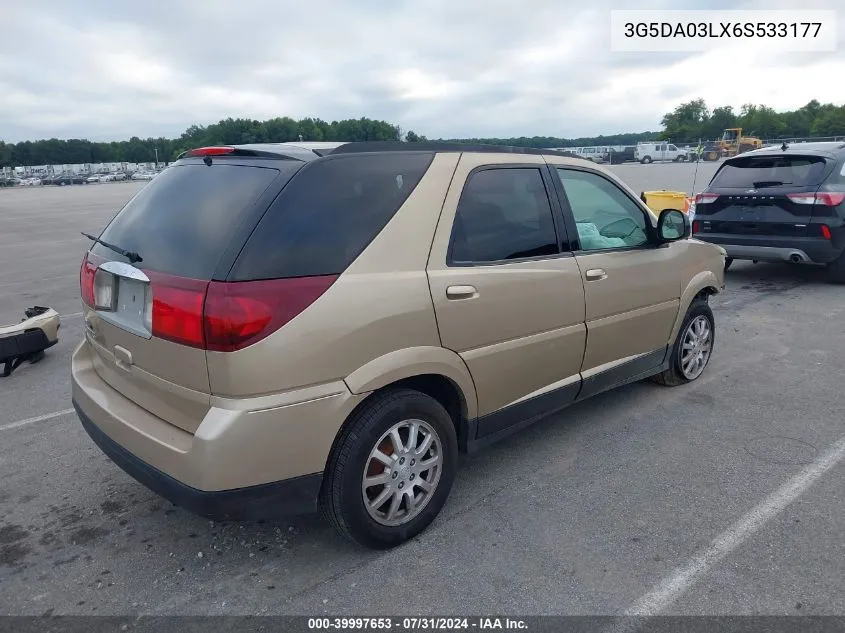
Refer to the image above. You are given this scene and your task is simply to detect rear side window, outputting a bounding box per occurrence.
[93,164,284,279]
[449,168,558,264]
[710,156,829,188]
[229,153,434,280]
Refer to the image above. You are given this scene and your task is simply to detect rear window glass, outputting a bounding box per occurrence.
[229,152,434,280]
[93,164,284,279]
[710,156,829,188]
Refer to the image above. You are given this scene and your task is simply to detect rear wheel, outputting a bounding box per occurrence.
[826,251,845,284]
[641,156,653,164]
[652,300,715,387]
[319,388,458,549]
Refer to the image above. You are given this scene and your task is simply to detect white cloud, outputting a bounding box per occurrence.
[0,0,843,142]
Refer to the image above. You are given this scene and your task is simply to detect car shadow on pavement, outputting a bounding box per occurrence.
[724,260,829,288]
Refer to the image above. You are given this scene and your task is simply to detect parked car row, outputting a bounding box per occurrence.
[0,170,159,187]
[85,172,128,183]
[565,145,639,164]
[131,171,157,180]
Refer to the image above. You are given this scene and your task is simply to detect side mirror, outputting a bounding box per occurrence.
[657,208,690,242]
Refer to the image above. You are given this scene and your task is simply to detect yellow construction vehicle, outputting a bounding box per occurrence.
[715,128,763,157]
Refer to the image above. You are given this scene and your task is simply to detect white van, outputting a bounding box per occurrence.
[635,143,688,164]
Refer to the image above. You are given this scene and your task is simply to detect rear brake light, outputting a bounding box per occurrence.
[787,193,817,205]
[80,254,96,308]
[821,224,832,240]
[147,272,209,348]
[695,193,718,204]
[204,276,339,352]
[817,192,845,206]
[692,220,701,234]
[187,146,235,157]
[787,192,845,206]
[143,273,339,351]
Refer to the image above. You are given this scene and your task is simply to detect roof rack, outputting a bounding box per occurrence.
[328,141,585,159]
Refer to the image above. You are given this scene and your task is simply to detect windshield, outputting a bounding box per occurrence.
[710,155,829,188]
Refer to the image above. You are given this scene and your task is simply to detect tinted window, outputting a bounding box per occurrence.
[230,153,433,280]
[557,169,649,251]
[93,164,283,279]
[450,168,558,263]
[710,156,829,188]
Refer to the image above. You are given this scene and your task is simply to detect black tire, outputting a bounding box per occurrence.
[826,251,845,284]
[319,388,458,549]
[724,257,733,272]
[641,156,653,164]
[652,299,715,387]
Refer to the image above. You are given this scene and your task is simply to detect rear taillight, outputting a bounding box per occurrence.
[692,220,701,234]
[147,272,209,348]
[821,224,832,240]
[695,193,719,204]
[204,276,338,352]
[787,192,845,206]
[144,272,339,351]
[787,193,817,205]
[80,254,96,307]
[817,192,845,206]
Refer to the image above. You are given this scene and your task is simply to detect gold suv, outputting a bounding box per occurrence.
[72,142,726,548]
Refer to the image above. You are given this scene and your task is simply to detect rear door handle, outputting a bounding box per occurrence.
[446,285,478,299]
[585,268,607,281]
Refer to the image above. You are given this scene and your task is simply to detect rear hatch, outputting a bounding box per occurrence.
[80,157,300,433]
[695,154,833,239]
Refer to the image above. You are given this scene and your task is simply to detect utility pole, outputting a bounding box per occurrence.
[154,147,159,169]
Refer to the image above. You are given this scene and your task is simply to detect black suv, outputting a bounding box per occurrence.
[607,146,636,164]
[692,142,845,282]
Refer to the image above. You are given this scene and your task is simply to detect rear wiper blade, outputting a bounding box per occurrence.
[752,181,789,188]
[81,232,143,263]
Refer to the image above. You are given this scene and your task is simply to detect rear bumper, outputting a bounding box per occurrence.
[71,340,367,519]
[695,234,841,264]
[75,401,322,520]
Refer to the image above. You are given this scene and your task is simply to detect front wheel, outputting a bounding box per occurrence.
[652,300,715,387]
[641,156,653,164]
[319,388,458,549]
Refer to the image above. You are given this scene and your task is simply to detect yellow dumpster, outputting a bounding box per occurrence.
[640,190,690,214]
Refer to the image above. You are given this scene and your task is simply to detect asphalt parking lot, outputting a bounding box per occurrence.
[1,164,844,616]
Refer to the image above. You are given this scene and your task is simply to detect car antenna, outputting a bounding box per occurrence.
[690,138,702,198]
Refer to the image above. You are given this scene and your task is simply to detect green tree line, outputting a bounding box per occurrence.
[659,99,845,143]
[437,131,659,148]
[2,100,843,168]
[0,116,405,168]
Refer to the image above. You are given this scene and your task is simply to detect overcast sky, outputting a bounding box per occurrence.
[1,0,843,143]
